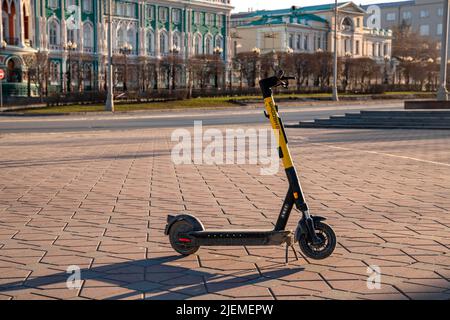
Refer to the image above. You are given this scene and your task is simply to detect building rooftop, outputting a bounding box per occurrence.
[361,1,415,9]
[239,12,328,27]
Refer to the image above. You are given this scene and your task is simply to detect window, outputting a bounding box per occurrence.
[304,34,308,50]
[49,21,59,45]
[215,35,223,51]
[402,11,412,20]
[172,9,181,24]
[437,23,443,36]
[160,31,168,54]
[206,13,214,26]
[172,32,181,50]
[438,8,444,17]
[355,40,360,55]
[48,0,59,9]
[205,35,213,54]
[289,34,294,49]
[386,13,396,21]
[67,29,76,44]
[50,61,60,83]
[420,10,429,19]
[296,34,301,50]
[83,0,92,13]
[127,28,135,52]
[356,18,360,28]
[83,23,93,50]
[419,24,430,36]
[146,30,154,54]
[217,15,223,28]
[146,6,154,20]
[117,28,125,48]
[194,33,202,55]
[159,7,168,22]
[194,12,201,25]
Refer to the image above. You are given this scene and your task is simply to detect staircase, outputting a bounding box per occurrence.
[290,111,450,130]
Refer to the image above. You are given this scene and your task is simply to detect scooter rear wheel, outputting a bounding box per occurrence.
[169,220,200,256]
[299,222,336,260]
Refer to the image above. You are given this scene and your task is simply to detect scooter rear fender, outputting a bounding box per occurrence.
[164,214,205,236]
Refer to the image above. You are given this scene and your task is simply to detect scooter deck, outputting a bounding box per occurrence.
[188,230,292,246]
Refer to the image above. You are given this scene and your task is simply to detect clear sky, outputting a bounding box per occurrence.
[232,0,411,13]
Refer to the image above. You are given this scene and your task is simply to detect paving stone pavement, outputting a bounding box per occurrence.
[0,126,449,300]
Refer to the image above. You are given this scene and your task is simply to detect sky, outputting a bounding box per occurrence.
[232,0,411,13]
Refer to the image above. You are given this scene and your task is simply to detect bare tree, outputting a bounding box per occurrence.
[23,51,49,101]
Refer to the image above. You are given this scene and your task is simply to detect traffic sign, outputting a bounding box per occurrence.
[0,69,5,80]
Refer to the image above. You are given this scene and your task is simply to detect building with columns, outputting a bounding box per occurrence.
[0,0,233,96]
[231,2,392,62]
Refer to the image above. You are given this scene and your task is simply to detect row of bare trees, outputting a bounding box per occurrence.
[233,50,382,92]
[16,23,443,102]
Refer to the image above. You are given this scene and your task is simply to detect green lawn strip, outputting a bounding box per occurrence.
[16,92,430,114]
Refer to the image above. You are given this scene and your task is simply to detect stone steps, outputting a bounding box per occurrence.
[290,110,450,130]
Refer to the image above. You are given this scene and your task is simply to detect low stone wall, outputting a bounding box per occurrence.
[405,100,450,109]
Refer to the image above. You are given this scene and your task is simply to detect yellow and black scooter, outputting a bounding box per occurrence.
[165,71,336,261]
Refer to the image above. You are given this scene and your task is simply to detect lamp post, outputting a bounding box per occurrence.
[252,47,261,87]
[332,0,339,101]
[438,0,450,101]
[105,0,114,111]
[64,41,77,93]
[119,42,132,92]
[383,55,390,85]
[169,46,180,91]
[213,46,223,89]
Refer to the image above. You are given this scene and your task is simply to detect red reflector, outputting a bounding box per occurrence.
[178,238,191,243]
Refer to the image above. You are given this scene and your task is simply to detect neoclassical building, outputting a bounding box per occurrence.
[0,0,232,96]
[231,2,392,61]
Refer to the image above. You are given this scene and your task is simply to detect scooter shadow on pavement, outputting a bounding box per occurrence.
[0,255,304,300]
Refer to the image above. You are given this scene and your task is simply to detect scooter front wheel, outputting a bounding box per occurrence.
[299,222,336,260]
[169,220,200,256]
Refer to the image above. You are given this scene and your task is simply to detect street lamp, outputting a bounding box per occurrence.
[384,55,390,85]
[251,47,261,87]
[332,0,339,101]
[438,0,450,101]
[105,0,114,112]
[169,46,180,90]
[213,46,223,89]
[119,42,133,92]
[64,41,77,93]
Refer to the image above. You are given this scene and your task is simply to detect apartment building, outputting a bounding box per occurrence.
[364,0,445,40]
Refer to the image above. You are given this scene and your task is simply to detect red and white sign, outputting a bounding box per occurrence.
[0,69,5,80]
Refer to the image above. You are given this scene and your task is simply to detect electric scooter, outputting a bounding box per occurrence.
[165,71,337,261]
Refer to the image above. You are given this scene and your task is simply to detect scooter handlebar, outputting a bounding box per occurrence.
[259,72,296,98]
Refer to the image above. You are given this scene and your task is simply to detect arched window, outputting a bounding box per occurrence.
[146,29,154,54]
[50,61,60,84]
[215,35,223,50]
[83,22,93,50]
[172,31,181,50]
[342,17,354,31]
[160,30,168,54]
[204,34,213,54]
[117,27,125,48]
[127,28,135,53]
[194,33,202,55]
[49,20,60,46]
